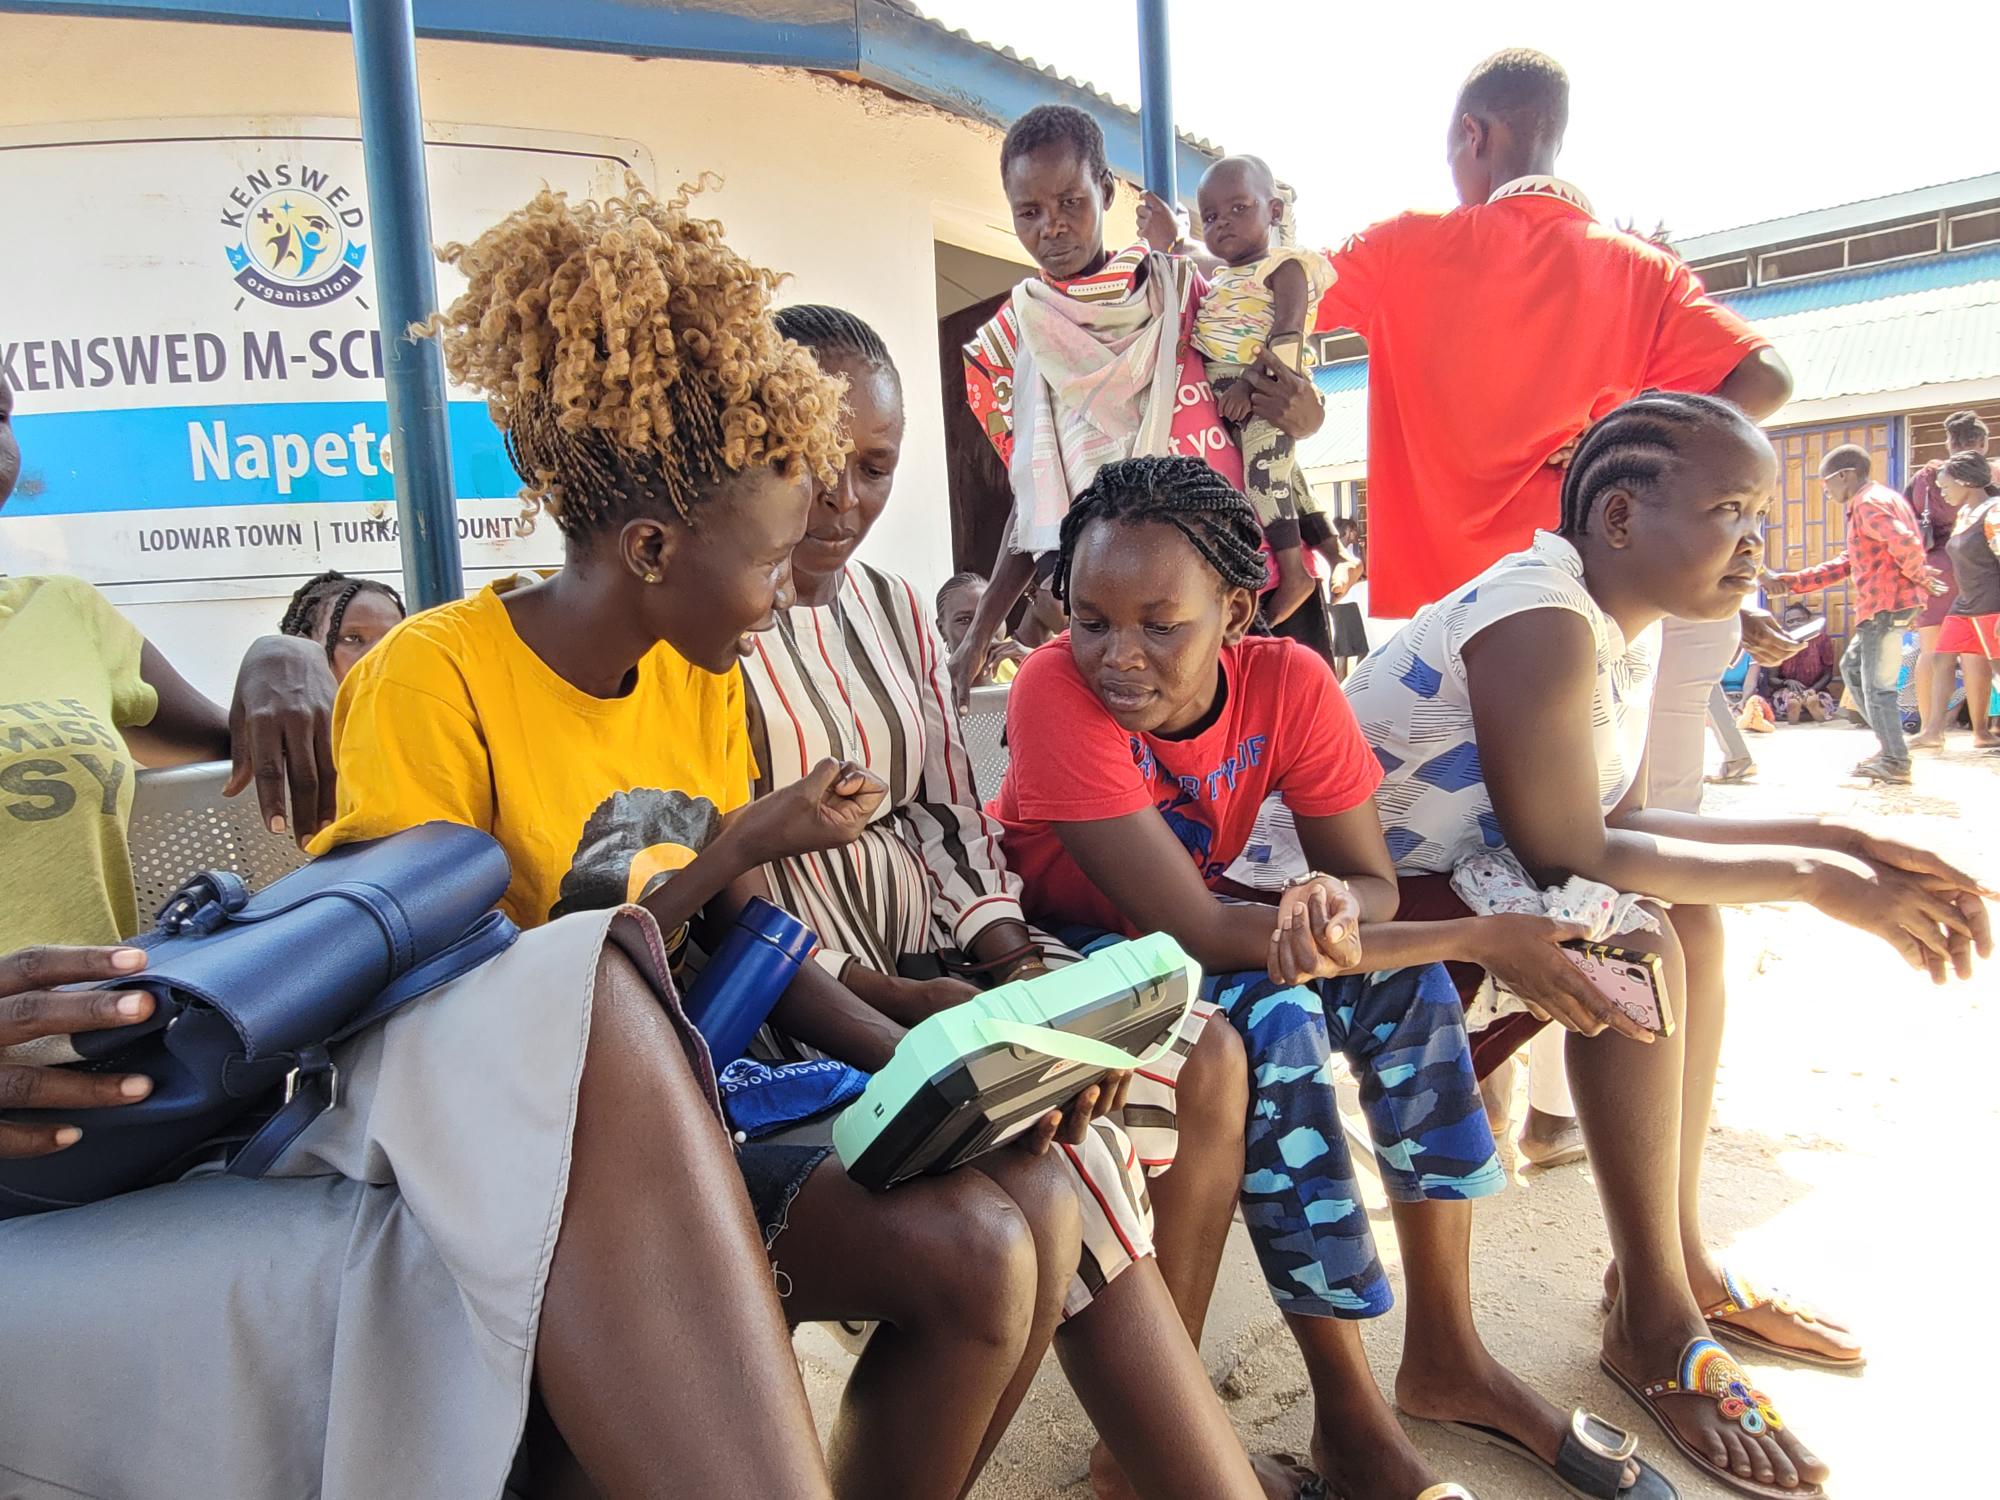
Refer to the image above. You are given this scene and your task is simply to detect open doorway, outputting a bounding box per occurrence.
[935,241,1030,577]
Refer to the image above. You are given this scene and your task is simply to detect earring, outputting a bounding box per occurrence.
[643,571,661,584]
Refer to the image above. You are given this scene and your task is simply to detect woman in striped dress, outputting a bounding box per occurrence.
[740,305,1274,1500]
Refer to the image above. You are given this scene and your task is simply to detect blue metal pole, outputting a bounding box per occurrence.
[349,0,461,609]
[1135,0,1175,204]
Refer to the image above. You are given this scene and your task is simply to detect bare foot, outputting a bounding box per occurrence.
[1090,1441,1319,1500]
[1397,1345,1637,1489]
[1307,1416,1438,1500]
[1602,1296,1830,1491]
[1602,1261,1863,1364]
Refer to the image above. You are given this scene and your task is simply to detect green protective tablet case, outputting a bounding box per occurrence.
[833,933,1201,1190]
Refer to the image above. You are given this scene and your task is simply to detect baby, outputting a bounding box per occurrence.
[1142,155,1331,574]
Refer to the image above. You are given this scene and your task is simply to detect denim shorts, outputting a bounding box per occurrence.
[736,1141,830,1252]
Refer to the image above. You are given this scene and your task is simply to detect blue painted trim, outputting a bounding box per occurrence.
[2,0,863,69]
[14,0,1222,207]
[1717,245,2000,319]
[350,0,460,608]
[855,3,1216,208]
[1886,411,1905,492]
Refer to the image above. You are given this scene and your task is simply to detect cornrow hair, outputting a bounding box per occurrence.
[1001,104,1114,196]
[774,304,895,375]
[420,174,848,543]
[935,570,986,615]
[1943,450,1998,495]
[1053,455,1268,605]
[278,570,406,666]
[1557,391,1757,539]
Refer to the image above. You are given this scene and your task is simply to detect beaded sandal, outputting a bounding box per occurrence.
[1600,1338,1825,1500]
[1703,1266,1865,1370]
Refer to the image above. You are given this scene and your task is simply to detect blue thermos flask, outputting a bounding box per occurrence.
[684,897,816,1065]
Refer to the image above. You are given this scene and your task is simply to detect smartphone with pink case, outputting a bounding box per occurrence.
[1560,941,1673,1037]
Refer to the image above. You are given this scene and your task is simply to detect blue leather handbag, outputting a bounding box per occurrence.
[0,821,519,1219]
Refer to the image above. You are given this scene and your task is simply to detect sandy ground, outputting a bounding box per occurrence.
[795,719,1997,1498]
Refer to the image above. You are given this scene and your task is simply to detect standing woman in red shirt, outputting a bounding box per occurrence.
[1907,412,1995,747]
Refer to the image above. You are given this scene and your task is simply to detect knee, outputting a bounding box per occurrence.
[988,1148,1084,1271]
[900,1174,1041,1350]
[1178,1014,1249,1132]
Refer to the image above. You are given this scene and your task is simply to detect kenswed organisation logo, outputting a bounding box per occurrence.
[221,161,368,308]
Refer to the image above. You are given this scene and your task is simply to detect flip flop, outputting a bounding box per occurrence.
[1415,1488,1479,1499]
[1436,1409,1676,1499]
[1703,1267,1866,1371]
[1600,1339,1825,1500]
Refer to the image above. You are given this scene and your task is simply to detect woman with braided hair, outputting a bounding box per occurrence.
[1348,392,1992,1499]
[993,453,1649,1500]
[311,182,1091,1500]
[278,569,405,681]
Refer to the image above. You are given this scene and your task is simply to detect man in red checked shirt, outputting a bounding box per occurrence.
[1308,47,1797,816]
[1765,445,1947,783]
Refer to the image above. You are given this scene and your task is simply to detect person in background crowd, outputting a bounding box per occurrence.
[1906,410,1990,747]
[1308,48,1798,821]
[1739,602,1837,725]
[1927,451,2000,749]
[1326,516,1371,675]
[1000,455,1667,1500]
[278,569,407,683]
[1348,392,1991,1500]
[1763,445,1945,784]
[743,305,1264,1500]
[0,389,837,1500]
[313,180,1099,1500]
[950,104,1325,709]
[936,571,1030,685]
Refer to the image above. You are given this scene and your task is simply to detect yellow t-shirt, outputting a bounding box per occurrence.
[0,576,160,955]
[1190,247,1333,367]
[310,582,752,935]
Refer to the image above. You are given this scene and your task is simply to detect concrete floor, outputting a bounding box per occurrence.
[797,720,1996,1498]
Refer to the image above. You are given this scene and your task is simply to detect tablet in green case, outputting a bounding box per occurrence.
[834,933,1200,1191]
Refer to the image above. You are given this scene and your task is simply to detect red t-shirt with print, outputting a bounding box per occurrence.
[989,634,1383,936]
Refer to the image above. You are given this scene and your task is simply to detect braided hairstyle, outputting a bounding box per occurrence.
[935,570,986,617]
[420,175,847,542]
[774,304,894,374]
[1053,456,1268,606]
[1943,450,1998,496]
[1557,392,1760,539]
[279,570,406,666]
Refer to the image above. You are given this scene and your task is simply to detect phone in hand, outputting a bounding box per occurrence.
[1787,616,1828,643]
[1560,940,1673,1038]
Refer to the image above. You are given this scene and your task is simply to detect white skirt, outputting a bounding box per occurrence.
[0,906,671,1500]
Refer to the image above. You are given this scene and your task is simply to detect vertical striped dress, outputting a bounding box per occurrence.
[739,561,1199,1315]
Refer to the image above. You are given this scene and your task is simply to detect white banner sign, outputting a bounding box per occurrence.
[0,118,655,599]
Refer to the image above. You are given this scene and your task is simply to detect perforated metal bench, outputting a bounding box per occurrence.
[962,683,1011,801]
[128,761,309,920]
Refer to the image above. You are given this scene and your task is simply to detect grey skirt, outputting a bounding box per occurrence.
[0,905,682,1500]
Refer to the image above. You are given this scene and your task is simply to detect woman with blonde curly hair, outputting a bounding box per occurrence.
[312,180,1093,1500]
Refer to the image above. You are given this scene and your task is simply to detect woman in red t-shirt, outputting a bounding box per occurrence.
[992,456,1670,1500]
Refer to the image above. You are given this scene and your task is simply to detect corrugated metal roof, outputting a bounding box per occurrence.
[1752,270,2000,404]
[1716,246,2000,319]
[1673,171,2000,262]
[1298,363,1368,469]
[891,2,1227,159]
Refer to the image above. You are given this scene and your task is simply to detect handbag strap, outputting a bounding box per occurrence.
[227,911,520,1179]
[968,1007,1188,1076]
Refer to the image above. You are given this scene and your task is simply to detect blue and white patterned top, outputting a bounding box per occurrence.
[1343,533,1661,874]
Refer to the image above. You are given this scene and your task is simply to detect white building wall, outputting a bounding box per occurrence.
[0,13,1062,697]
